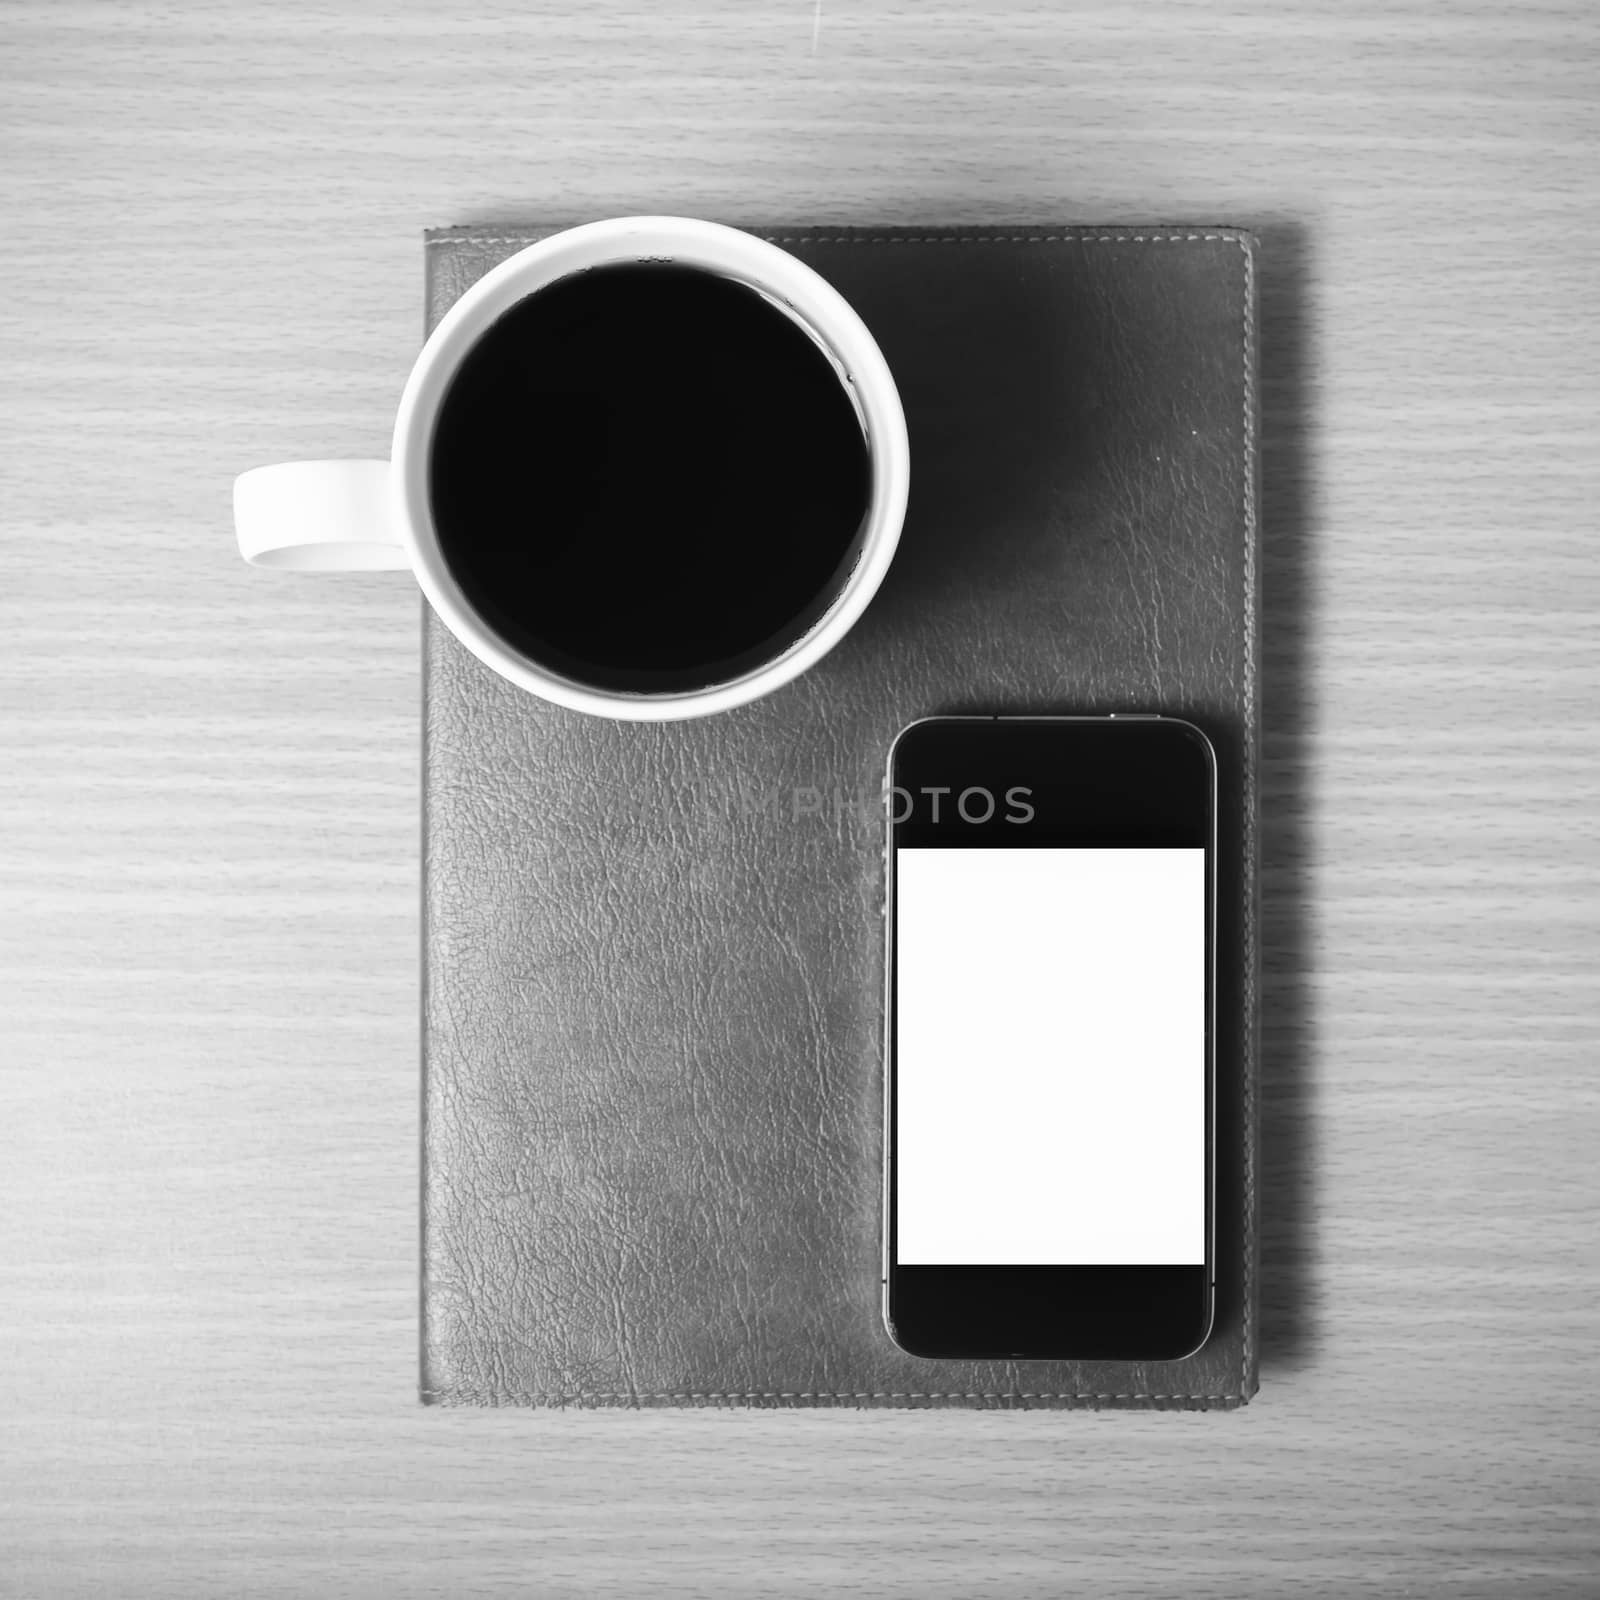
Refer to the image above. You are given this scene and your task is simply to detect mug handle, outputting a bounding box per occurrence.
[233,461,411,571]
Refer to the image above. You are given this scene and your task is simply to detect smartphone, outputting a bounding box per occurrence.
[883,714,1216,1362]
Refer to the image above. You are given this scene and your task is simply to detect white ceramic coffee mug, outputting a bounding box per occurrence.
[234,217,909,721]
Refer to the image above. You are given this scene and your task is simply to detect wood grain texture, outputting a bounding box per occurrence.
[2,0,1596,1594]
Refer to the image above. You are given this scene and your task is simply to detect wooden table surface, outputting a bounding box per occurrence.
[4,2,1598,1593]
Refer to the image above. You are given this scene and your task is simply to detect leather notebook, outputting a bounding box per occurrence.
[421,225,1260,1408]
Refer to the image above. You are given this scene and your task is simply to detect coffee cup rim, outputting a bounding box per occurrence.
[392,217,910,722]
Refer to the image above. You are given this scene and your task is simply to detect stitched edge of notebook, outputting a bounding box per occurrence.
[1239,233,1259,1401]
[420,1389,1244,1406]
[421,225,1258,1409]
[426,230,1241,247]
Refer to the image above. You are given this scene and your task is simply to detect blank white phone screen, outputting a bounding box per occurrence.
[894,847,1205,1266]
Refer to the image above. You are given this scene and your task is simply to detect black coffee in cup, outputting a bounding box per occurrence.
[428,263,874,696]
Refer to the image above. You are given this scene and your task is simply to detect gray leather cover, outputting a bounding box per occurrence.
[421,225,1260,1407]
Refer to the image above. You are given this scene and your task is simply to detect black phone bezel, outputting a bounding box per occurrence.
[883,714,1217,1363]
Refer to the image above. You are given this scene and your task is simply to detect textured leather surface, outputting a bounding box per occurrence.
[420,225,1260,1407]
